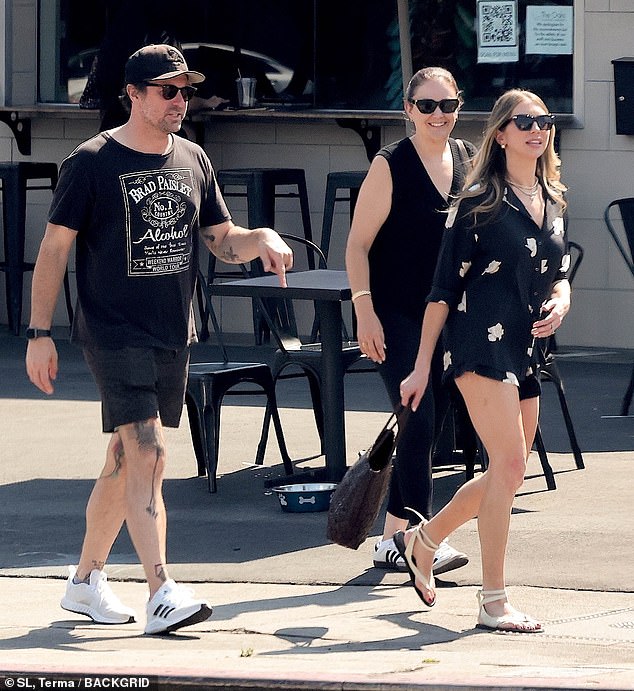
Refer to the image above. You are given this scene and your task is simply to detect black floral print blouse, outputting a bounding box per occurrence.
[427,185,570,387]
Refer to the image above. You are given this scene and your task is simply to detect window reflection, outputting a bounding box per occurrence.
[408,0,574,113]
[41,0,404,111]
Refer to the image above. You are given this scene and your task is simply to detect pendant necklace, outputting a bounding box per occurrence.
[507,177,540,202]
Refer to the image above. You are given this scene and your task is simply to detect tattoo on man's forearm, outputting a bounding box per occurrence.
[201,228,216,244]
[154,563,167,582]
[222,245,241,262]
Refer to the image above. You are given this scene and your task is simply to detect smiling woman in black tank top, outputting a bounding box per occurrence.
[345,67,475,579]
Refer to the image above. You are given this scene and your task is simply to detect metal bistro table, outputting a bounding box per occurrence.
[208,269,352,483]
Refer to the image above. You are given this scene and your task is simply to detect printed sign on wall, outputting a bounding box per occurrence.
[526,5,573,55]
[477,0,519,64]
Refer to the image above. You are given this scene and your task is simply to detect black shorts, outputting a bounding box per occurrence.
[519,373,541,400]
[83,346,190,433]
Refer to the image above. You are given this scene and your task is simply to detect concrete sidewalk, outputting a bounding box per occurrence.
[1,327,633,690]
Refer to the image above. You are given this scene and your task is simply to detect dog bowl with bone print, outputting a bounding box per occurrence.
[273,483,338,512]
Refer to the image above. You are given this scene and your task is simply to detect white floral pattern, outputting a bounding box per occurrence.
[503,371,519,386]
[487,323,504,341]
[457,292,467,312]
[446,204,459,229]
[443,350,452,371]
[561,253,571,273]
[483,260,501,274]
[429,185,567,391]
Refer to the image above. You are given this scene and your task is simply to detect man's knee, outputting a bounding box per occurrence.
[119,419,166,473]
[100,432,127,479]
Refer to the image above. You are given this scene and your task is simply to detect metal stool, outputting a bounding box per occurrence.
[212,168,314,344]
[0,162,73,334]
[314,171,366,340]
[319,171,367,264]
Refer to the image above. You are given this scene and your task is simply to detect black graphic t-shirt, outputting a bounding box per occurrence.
[49,132,230,349]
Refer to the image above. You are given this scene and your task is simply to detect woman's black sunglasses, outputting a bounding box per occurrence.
[144,83,198,102]
[503,113,556,131]
[408,98,461,114]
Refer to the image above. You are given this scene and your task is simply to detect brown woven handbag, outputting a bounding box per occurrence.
[326,405,410,550]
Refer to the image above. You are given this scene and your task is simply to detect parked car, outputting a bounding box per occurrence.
[67,42,294,104]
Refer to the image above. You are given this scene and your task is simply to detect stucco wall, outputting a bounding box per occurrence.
[0,2,633,348]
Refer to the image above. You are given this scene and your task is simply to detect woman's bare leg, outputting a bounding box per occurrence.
[401,373,540,629]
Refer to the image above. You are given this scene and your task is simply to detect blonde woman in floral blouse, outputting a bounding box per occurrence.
[397,89,571,633]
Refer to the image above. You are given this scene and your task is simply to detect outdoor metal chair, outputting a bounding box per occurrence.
[186,269,293,493]
[241,233,372,465]
[604,198,634,415]
[532,241,586,489]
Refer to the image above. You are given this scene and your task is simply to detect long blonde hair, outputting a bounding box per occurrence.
[460,89,566,221]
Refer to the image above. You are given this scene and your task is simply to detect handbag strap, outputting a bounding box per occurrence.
[454,138,472,171]
[381,403,411,443]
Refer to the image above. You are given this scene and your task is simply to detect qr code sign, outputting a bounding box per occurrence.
[479,1,516,47]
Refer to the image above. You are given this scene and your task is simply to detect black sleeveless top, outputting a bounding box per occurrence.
[368,136,474,323]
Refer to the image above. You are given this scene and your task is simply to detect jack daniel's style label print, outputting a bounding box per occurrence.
[121,168,196,276]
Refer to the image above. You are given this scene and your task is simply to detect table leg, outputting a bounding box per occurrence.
[315,299,347,482]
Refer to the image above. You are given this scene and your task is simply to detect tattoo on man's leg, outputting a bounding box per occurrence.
[145,446,160,519]
[134,421,159,451]
[154,563,167,582]
[104,437,124,479]
[134,422,164,519]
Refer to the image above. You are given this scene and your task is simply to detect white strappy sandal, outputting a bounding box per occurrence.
[393,512,438,608]
[476,589,543,633]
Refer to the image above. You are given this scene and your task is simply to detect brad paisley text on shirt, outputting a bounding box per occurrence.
[121,168,196,276]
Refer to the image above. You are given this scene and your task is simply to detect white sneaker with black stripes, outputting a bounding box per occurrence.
[373,537,408,572]
[60,566,136,624]
[374,536,469,576]
[144,580,212,635]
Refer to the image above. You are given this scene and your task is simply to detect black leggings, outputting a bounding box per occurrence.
[377,311,450,522]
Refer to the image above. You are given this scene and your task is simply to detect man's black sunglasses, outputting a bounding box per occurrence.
[144,83,198,102]
[503,113,556,131]
[408,98,461,114]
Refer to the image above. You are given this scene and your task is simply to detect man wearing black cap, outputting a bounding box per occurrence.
[26,45,293,635]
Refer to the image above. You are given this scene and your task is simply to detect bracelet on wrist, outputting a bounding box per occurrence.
[351,290,372,303]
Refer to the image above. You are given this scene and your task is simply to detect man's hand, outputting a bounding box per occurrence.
[26,338,58,394]
[258,230,293,287]
[201,222,293,286]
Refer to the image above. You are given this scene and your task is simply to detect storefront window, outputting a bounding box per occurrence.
[38,0,403,110]
[407,0,575,113]
[38,0,575,115]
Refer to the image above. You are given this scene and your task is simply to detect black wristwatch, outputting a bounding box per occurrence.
[26,328,52,340]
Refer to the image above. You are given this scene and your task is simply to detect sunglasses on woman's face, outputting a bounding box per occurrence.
[503,113,555,131]
[408,98,461,114]
[144,83,198,102]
